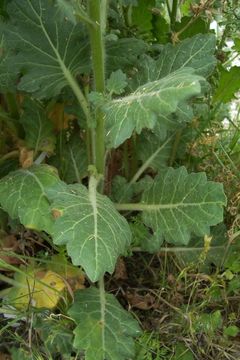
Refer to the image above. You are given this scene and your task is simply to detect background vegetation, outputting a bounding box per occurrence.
[0,0,239,359]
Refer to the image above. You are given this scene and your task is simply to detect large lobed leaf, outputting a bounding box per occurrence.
[105,68,202,148]
[68,288,141,360]
[132,33,216,88]
[141,167,227,245]
[117,167,227,245]
[0,0,90,98]
[0,165,59,233]
[47,177,132,282]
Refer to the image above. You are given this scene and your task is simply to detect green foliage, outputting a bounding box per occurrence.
[47,177,132,281]
[0,164,59,232]
[176,223,230,271]
[132,34,216,85]
[193,310,223,336]
[223,325,240,337]
[20,98,56,154]
[213,66,240,103]
[50,133,88,183]
[106,70,128,95]
[140,167,226,245]
[172,343,193,360]
[136,131,173,171]
[105,68,202,148]
[68,287,141,360]
[131,0,155,35]
[34,316,74,355]
[1,0,90,98]
[0,0,236,359]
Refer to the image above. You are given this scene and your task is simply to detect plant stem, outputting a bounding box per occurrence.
[170,0,178,30]
[88,0,108,340]
[0,150,19,164]
[87,0,107,175]
[65,70,91,123]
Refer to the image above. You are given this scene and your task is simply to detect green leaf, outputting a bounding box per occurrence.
[176,223,229,271]
[34,317,74,355]
[111,176,133,203]
[106,70,127,95]
[117,167,227,246]
[174,16,209,40]
[1,0,90,98]
[152,14,170,44]
[132,34,216,88]
[0,164,59,232]
[173,343,194,360]
[11,348,30,360]
[156,33,216,78]
[49,133,88,184]
[106,38,148,74]
[0,33,18,92]
[47,177,132,282]
[131,0,155,35]
[141,167,226,245]
[194,310,222,336]
[213,66,240,103]
[20,98,55,154]
[105,68,202,148]
[56,0,77,24]
[68,287,141,360]
[136,131,173,171]
[224,325,239,337]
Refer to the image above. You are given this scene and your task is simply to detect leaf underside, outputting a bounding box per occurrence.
[105,68,202,148]
[68,288,141,360]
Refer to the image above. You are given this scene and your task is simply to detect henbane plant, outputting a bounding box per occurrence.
[0,0,227,359]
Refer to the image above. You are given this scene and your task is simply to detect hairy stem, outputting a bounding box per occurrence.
[88,0,108,344]
[88,0,107,175]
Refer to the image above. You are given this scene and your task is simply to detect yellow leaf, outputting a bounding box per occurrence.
[33,270,66,308]
[7,270,66,309]
[49,254,85,291]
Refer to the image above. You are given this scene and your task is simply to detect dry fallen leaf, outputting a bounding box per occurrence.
[0,235,22,270]
[114,257,128,280]
[125,290,156,310]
